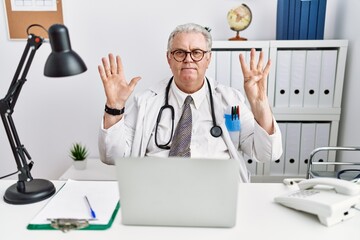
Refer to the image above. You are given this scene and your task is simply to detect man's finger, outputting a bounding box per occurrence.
[109,53,117,74]
[98,65,107,81]
[257,51,264,70]
[116,55,124,76]
[249,48,256,70]
[102,57,112,77]
[263,59,272,77]
[239,53,248,75]
[128,76,142,91]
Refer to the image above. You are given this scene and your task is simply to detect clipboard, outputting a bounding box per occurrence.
[27,179,120,231]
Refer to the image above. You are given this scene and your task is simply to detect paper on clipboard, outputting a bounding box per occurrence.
[28,179,119,229]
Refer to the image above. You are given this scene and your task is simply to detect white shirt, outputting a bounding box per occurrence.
[146,80,231,159]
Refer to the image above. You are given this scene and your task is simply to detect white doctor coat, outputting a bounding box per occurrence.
[98,77,283,182]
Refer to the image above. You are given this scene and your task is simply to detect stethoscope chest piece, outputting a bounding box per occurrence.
[210,126,222,138]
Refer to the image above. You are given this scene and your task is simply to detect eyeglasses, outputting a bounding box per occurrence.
[170,49,209,62]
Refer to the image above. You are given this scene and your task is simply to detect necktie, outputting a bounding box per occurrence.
[169,95,193,157]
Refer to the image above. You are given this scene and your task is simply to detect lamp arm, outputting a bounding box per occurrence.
[1,24,86,204]
[0,34,43,184]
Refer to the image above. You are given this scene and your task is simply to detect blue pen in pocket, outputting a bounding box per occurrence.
[224,106,241,147]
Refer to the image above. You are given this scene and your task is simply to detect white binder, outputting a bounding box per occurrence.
[312,122,330,172]
[244,153,257,176]
[289,50,306,107]
[319,50,337,107]
[215,51,231,86]
[275,50,292,107]
[270,122,286,175]
[284,123,301,175]
[231,50,247,94]
[299,123,316,175]
[207,51,217,80]
[304,50,322,107]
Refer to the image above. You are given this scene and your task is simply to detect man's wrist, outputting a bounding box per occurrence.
[104,104,125,116]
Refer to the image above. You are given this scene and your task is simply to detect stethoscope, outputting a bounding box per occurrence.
[155,76,222,149]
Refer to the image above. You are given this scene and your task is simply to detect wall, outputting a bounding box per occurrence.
[334,0,360,161]
[0,0,351,179]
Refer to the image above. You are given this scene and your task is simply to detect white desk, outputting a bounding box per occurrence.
[0,180,359,240]
[59,159,264,182]
[59,158,117,180]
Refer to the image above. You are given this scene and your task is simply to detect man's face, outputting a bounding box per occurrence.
[167,32,211,94]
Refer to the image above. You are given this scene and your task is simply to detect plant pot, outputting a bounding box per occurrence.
[73,159,87,170]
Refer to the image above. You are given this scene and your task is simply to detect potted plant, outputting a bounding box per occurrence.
[69,142,89,170]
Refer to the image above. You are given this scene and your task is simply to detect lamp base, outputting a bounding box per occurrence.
[3,179,56,204]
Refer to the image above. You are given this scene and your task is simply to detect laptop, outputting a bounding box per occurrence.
[115,157,239,228]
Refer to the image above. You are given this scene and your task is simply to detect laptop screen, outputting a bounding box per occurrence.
[115,157,239,228]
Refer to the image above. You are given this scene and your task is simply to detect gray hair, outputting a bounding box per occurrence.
[167,23,212,52]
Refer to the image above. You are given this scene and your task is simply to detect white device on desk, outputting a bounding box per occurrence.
[115,157,239,228]
[274,177,360,227]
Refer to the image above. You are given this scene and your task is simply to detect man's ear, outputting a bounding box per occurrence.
[166,51,171,64]
[206,52,212,67]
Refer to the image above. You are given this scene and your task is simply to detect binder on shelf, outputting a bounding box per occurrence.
[277,0,327,40]
[307,0,319,39]
[275,50,292,107]
[276,0,289,40]
[289,50,306,107]
[299,123,316,175]
[303,50,322,108]
[319,50,337,107]
[293,0,302,39]
[209,40,345,180]
[287,0,296,40]
[27,180,120,231]
[244,153,257,176]
[299,0,310,39]
[312,122,330,172]
[270,123,286,175]
[284,123,301,176]
[231,50,246,94]
[316,0,327,39]
[207,51,216,80]
[215,51,231,86]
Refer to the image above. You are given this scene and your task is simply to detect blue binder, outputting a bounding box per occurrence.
[308,0,319,39]
[316,0,327,39]
[277,0,326,40]
[293,0,302,39]
[299,0,310,39]
[276,0,289,40]
[287,0,296,39]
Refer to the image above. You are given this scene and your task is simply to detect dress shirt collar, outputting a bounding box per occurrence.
[171,78,207,109]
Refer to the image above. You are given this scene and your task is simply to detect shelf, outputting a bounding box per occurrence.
[212,40,348,182]
[273,107,341,121]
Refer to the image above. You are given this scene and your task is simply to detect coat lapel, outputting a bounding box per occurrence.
[133,78,169,156]
[211,79,250,182]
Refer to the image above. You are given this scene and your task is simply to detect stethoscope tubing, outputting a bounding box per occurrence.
[155,77,222,150]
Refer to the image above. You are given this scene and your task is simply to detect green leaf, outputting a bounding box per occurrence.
[69,142,89,161]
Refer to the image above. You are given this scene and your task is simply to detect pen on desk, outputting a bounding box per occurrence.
[84,195,96,219]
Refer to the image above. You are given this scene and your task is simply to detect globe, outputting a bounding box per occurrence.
[227,4,252,41]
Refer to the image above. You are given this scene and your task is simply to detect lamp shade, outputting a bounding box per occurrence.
[44,24,87,77]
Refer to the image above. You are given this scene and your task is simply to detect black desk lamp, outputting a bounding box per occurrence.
[0,24,87,204]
